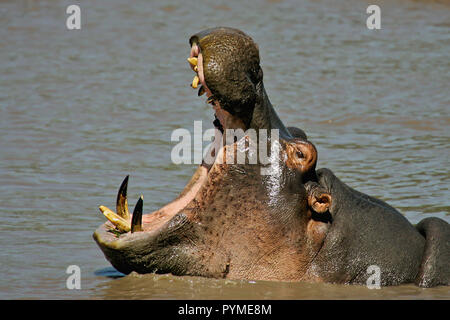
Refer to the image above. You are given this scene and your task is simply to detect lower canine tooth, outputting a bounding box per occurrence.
[191,75,199,89]
[131,196,143,233]
[99,205,131,232]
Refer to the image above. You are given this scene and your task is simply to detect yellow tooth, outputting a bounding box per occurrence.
[191,75,199,89]
[194,65,198,72]
[99,205,131,232]
[187,57,198,66]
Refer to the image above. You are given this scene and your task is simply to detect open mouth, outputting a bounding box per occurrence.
[93,41,244,252]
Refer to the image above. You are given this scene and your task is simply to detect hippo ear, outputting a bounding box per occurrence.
[305,182,332,214]
[285,140,317,176]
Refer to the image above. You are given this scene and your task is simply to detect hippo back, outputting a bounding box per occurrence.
[309,168,426,286]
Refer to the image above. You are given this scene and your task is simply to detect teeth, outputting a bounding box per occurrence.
[131,195,143,233]
[194,65,198,72]
[191,75,199,89]
[207,96,215,104]
[99,205,131,232]
[116,175,130,220]
[187,57,198,67]
[198,85,205,96]
[99,176,145,234]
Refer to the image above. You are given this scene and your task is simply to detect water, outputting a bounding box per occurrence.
[0,0,449,299]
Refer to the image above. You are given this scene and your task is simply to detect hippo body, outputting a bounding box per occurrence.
[94,27,449,288]
[309,168,449,287]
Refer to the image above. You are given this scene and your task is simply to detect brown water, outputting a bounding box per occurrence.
[0,0,449,299]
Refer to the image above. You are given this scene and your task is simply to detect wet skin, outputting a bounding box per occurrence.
[93,27,449,287]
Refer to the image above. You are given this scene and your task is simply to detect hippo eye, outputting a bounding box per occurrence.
[296,150,304,159]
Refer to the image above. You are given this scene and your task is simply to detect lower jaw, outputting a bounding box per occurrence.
[95,98,249,243]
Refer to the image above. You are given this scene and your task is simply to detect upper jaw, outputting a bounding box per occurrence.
[188,41,245,133]
[188,41,209,98]
[187,27,264,130]
[188,30,294,141]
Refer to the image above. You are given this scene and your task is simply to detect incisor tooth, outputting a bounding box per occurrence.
[191,75,199,89]
[187,57,198,66]
[99,205,131,232]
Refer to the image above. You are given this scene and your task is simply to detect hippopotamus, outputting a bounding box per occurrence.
[93,27,449,288]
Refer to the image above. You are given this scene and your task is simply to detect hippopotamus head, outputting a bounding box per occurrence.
[93,27,333,281]
[93,27,449,287]
[189,27,262,130]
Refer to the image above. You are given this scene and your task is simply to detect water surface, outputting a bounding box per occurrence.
[0,0,449,299]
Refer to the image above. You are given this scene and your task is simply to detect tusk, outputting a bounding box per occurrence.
[131,195,143,233]
[116,175,130,220]
[187,57,198,67]
[191,75,199,89]
[99,205,131,232]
